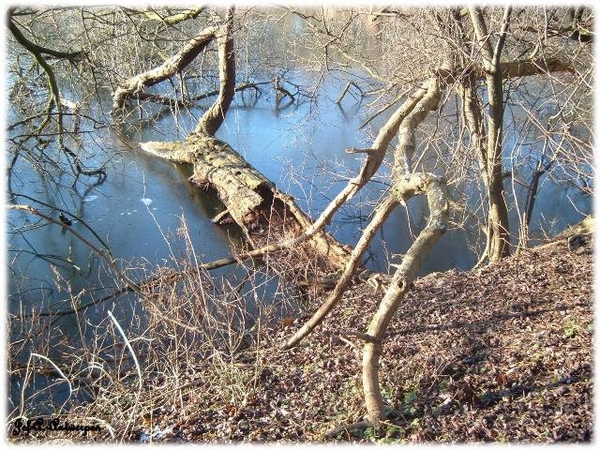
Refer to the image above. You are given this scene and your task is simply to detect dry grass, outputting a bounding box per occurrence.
[6,218,302,443]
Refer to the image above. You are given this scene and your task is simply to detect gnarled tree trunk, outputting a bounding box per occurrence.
[282,72,449,426]
[363,173,448,425]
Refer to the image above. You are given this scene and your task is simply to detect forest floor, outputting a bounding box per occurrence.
[135,227,594,443]
[10,226,593,444]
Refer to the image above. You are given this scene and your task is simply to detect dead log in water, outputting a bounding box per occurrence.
[139,132,353,271]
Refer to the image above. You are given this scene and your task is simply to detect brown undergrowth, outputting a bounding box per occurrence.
[7,226,593,443]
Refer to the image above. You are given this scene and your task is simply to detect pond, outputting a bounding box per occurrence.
[8,68,593,311]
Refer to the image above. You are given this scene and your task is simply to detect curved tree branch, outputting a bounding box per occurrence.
[129,6,206,26]
[363,173,449,425]
[284,76,443,349]
[195,7,236,135]
[111,24,221,111]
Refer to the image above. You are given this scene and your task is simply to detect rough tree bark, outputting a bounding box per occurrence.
[139,135,351,267]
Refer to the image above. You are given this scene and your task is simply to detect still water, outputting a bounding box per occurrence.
[8,71,592,315]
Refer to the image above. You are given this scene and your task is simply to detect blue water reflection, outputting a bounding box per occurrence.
[7,71,592,315]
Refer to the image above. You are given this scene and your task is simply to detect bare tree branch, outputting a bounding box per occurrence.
[111,25,220,111]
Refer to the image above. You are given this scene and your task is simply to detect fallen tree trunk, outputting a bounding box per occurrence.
[140,134,266,229]
[139,133,353,270]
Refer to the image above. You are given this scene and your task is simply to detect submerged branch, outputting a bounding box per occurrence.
[7,204,141,295]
